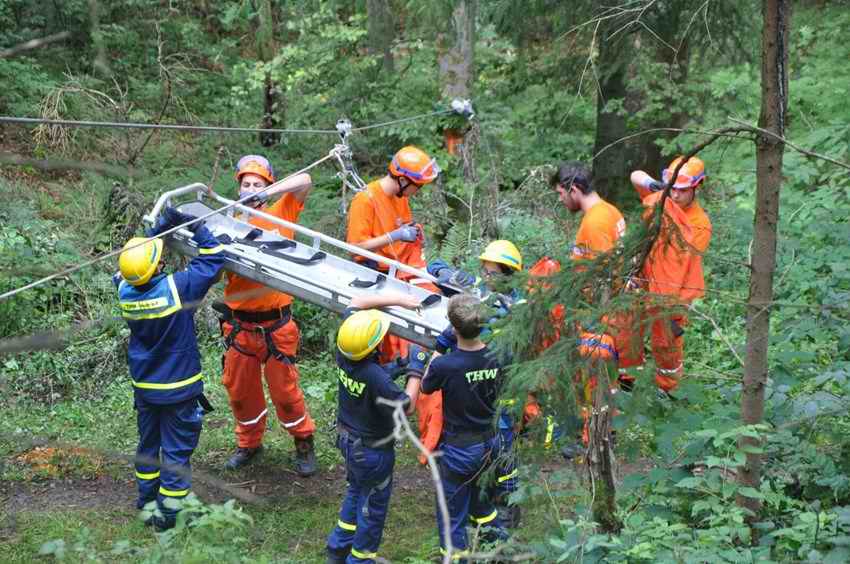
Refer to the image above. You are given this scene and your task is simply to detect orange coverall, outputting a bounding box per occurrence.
[614,186,712,391]
[346,180,442,456]
[222,193,316,448]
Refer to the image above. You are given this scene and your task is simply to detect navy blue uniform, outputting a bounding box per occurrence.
[327,309,410,564]
[115,225,225,526]
[422,346,509,554]
[433,290,521,517]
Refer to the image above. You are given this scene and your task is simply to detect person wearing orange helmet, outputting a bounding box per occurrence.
[621,156,713,394]
[219,155,320,476]
[346,146,443,459]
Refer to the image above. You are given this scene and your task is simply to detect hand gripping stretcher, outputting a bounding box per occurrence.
[143,182,450,349]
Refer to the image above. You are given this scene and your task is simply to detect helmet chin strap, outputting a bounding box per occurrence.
[393,174,413,198]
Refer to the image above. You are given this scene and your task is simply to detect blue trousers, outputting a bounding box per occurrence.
[492,419,518,500]
[135,396,203,525]
[327,434,395,564]
[437,436,508,554]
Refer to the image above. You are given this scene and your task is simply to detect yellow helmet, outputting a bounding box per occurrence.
[479,240,523,272]
[337,309,391,361]
[119,237,164,286]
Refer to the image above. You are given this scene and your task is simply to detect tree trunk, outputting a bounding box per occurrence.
[366,0,394,73]
[737,0,790,531]
[257,0,281,147]
[591,23,633,207]
[587,360,622,533]
[437,0,476,101]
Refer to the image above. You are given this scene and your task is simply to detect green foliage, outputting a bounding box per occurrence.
[38,496,263,563]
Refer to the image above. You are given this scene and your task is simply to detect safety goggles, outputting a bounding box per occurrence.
[662,168,705,189]
[391,157,440,185]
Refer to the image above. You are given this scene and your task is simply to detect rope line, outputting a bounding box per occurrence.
[0,110,456,136]
[0,151,336,302]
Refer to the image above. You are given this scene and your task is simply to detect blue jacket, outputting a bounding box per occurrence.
[116,226,226,404]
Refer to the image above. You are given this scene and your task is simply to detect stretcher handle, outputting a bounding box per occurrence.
[349,274,387,289]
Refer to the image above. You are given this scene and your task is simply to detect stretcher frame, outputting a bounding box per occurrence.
[144,182,449,348]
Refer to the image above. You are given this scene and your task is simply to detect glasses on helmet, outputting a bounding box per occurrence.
[662,168,705,188]
[393,158,440,185]
[240,180,267,189]
[236,155,273,174]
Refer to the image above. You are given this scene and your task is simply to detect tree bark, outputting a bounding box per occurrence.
[366,0,394,73]
[437,0,476,101]
[737,0,790,531]
[592,22,633,207]
[587,361,622,533]
[257,0,281,147]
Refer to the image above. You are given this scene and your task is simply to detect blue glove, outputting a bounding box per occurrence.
[387,225,419,243]
[648,180,664,192]
[382,357,410,381]
[428,259,475,288]
[435,326,457,354]
[405,345,431,379]
[145,206,200,237]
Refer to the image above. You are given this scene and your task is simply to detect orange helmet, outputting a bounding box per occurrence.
[388,146,439,186]
[528,257,562,278]
[662,156,705,189]
[235,155,275,184]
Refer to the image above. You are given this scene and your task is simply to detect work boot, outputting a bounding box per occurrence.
[560,442,585,461]
[497,503,522,529]
[325,549,348,564]
[294,436,317,477]
[224,445,263,470]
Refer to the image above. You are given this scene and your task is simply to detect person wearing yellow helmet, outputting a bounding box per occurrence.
[427,239,525,529]
[220,154,319,476]
[114,206,226,531]
[326,292,427,564]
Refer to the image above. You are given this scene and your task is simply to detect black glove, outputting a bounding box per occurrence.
[436,268,476,288]
[648,180,664,192]
[382,357,410,381]
[145,206,201,237]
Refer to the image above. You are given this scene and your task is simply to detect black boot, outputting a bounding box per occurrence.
[294,436,317,477]
[325,549,348,564]
[497,503,522,529]
[224,445,263,470]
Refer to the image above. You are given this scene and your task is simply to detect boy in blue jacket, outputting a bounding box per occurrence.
[115,207,226,531]
[326,293,426,564]
[421,293,510,557]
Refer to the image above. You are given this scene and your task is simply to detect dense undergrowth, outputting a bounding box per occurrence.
[2,1,850,562]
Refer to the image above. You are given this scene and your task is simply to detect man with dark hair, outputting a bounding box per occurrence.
[421,294,509,557]
[550,160,626,457]
[550,161,626,262]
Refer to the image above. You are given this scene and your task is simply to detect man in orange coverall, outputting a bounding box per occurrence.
[619,156,713,394]
[220,155,318,476]
[550,161,626,456]
[346,146,444,458]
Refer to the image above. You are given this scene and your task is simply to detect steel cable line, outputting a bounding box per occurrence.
[0,151,337,302]
[0,109,456,136]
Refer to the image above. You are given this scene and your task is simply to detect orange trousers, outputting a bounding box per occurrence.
[378,328,443,465]
[609,309,685,392]
[221,318,316,448]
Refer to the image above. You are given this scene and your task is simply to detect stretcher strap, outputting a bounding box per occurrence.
[349,273,386,289]
[420,294,441,308]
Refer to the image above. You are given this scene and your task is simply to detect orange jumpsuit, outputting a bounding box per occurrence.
[346,180,442,457]
[222,193,316,448]
[614,186,712,391]
[572,201,626,440]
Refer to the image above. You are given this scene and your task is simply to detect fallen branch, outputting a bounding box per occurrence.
[0,31,71,59]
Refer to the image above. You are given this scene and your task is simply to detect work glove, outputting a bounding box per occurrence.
[145,207,201,237]
[647,180,664,192]
[435,326,457,354]
[428,259,475,288]
[387,224,419,243]
[239,190,269,207]
[405,345,431,379]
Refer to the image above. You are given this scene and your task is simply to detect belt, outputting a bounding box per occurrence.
[442,428,496,448]
[337,424,394,450]
[232,305,291,323]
